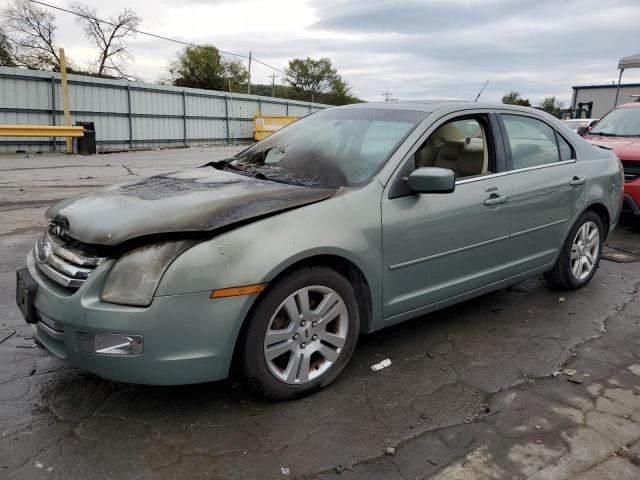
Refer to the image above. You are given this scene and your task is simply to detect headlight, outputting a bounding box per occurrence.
[100,240,195,307]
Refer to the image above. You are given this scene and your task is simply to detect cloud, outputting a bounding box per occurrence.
[39,0,640,103]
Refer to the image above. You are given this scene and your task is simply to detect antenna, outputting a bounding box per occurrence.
[474,80,489,102]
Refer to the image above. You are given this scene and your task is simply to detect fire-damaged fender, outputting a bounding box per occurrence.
[155,181,385,331]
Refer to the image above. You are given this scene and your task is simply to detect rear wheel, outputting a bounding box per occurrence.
[242,267,360,399]
[544,211,603,289]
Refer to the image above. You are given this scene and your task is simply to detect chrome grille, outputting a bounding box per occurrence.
[621,160,640,182]
[34,232,106,289]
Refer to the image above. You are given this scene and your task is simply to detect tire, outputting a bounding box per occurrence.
[241,266,360,399]
[544,210,604,290]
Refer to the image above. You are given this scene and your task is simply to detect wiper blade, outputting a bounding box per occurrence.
[203,157,234,169]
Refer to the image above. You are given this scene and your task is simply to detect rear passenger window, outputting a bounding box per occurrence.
[557,134,574,161]
[502,115,560,169]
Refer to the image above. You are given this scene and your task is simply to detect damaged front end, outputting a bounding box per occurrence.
[99,240,197,307]
[35,166,337,305]
[45,167,337,246]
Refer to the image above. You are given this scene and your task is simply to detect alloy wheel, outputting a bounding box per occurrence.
[263,286,349,384]
[570,220,600,281]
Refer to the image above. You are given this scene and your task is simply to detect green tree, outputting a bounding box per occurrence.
[501,90,531,107]
[168,45,248,92]
[538,96,564,118]
[284,57,338,102]
[222,58,249,92]
[0,26,15,66]
[324,75,360,105]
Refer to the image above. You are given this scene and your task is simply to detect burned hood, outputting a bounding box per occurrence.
[46,167,337,246]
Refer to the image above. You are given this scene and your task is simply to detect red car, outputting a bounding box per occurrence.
[584,102,640,216]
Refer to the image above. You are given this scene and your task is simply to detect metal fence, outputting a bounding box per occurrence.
[0,66,328,153]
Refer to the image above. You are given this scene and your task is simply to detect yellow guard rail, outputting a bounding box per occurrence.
[253,116,298,141]
[0,125,84,137]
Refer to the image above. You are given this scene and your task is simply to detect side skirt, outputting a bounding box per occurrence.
[372,261,555,332]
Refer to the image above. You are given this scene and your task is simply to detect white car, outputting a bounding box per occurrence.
[563,118,598,134]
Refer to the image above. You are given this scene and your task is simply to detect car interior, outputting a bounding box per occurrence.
[413,118,491,179]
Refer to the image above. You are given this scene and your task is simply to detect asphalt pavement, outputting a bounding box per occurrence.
[1,148,640,479]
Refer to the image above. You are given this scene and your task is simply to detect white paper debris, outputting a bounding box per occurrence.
[371,358,392,371]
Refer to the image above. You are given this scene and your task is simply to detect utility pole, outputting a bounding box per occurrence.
[269,73,277,97]
[247,51,252,95]
[59,48,72,154]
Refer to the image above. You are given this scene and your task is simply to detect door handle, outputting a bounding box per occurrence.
[484,194,509,206]
[569,176,586,187]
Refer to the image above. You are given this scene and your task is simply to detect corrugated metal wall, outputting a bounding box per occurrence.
[0,66,328,152]
[572,84,640,118]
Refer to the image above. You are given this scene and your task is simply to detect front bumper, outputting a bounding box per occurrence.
[25,252,255,385]
[622,180,640,216]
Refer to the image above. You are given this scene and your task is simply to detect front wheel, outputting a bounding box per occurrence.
[242,267,360,399]
[544,211,604,290]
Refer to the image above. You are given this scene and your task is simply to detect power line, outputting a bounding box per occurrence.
[29,0,288,76]
[252,57,287,76]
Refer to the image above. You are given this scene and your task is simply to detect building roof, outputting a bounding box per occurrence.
[572,83,640,90]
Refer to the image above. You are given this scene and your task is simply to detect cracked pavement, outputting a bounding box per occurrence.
[1,149,640,479]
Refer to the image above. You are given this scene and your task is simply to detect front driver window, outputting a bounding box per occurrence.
[413,117,492,179]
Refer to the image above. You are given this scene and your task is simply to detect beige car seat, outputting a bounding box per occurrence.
[433,141,465,172]
[413,121,489,178]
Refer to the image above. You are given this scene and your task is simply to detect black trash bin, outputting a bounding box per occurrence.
[74,121,96,155]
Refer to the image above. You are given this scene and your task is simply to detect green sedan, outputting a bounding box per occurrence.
[16,101,623,398]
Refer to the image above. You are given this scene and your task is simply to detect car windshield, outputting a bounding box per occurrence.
[589,107,640,137]
[227,108,426,188]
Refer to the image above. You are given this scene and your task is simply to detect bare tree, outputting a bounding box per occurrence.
[2,0,60,69]
[70,3,140,77]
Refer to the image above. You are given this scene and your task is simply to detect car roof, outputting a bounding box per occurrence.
[336,100,548,115]
[616,101,640,109]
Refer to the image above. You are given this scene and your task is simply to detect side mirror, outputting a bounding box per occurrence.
[404,167,455,194]
[577,125,589,136]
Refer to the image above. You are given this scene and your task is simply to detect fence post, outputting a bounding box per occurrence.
[309,103,312,114]
[127,85,133,149]
[258,98,262,115]
[182,90,187,146]
[224,95,230,144]
[286,102,289,116]
[50,76,57,152]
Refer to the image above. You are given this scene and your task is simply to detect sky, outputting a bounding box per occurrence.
[28,0,640,105]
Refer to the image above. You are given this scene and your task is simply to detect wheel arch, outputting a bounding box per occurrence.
[266,253,374,331]
[555,202,610,264]
[583,202,610,238]
[228,252,375,375]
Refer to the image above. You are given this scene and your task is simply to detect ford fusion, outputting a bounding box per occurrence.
[16,102,623,398]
